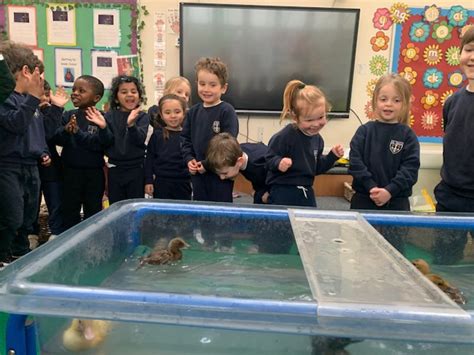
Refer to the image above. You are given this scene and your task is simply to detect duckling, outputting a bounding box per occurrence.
[411,258,430,275]
[62,319,111,352]
[138,237,190,267]
[425,273,467,305]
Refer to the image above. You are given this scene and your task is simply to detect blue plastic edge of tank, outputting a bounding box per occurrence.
[6,314,27,355]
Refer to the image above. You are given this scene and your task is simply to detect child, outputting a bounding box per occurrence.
[148,76,191,128]
[204,132,269,204]
[181,57,239,202]
[54,75,113,230]
[432,27,474,264]
[349,73,420,252]
[105,75,150,204]
[266,80,344,207]
[144,94,191,200]
[0,41,67,266]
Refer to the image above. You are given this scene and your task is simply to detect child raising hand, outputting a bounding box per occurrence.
[265,80,344,207]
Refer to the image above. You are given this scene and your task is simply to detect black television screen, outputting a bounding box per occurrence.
[180,3,359,117]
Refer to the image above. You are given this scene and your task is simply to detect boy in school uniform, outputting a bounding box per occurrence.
[204,132,269,204]
[181,57,239,202]
[0,41,67,266]
[432,27,474,264]
[53,75,113,230]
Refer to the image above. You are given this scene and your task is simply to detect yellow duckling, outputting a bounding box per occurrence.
[139,237,190,267]
[411,258,430,275]
[62,318,111,352]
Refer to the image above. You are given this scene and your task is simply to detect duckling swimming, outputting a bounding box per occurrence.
[425,273,467,305]
[62,319,111,352]
[138,237,190,267]
[412,258,430,275]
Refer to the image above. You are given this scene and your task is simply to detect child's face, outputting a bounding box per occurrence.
[460,41,474,83]
[40,89,51,105]
[375,83,402,124]
[215,162,241,181]
[172,82,191,103]
[117,82,140,111]
[295,99,328,136]
[71,79,100,109]
[160,99,185,130]
[197,70,227,107]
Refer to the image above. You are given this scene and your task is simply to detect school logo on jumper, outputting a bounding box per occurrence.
[389,140,404,154]
[34,110,40,118]
[212,121,220,133]
[313,149,319,165]
[88,125,98,135]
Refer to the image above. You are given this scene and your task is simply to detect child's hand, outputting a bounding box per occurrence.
[50,86,69,107]
[331,144,344,158]
[278,157,292,172]
[26,67,44,99]
[197,162,206,174]
[85,107,106,129]
[261,191,270,204]
[127,107,141,127]
[65,115,78,134]
[187,159,200,175]
[40,154,51,167]
[145,184,154,196]
[369,187,391,207]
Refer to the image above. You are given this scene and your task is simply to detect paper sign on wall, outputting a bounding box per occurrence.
[46,3,76,46]
[55,48,82,88]
[7,5,37,46]
[91,50,118,89]
[93,9,120,48]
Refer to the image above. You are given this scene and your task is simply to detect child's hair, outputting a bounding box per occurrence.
[163,76,191,96]
[372,73,412,125]
[0,40,43,75]
[194,57,228,86]
[280,80,331,123]
[108,75,144,110]
[43,80,51,93]
[206,133,243,172]
[461,26,474,50]
[157,94,187,140]
[76,75,105,99]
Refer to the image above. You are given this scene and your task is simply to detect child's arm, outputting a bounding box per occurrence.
[144,132,158,187]
[265,133,290,172]
[72,108,113,151]
[0,54,15,104]
[348,126,378,192]
[383,130,420,198]
[127,111,150,146]
[219,104,239,137]
[181,109,196,166]
[316,143,344,175]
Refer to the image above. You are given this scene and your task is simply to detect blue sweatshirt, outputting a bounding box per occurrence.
[181,101,239,163]
[266,123,337,186]
[54,109,113,169]
[144,128,190,183]
[240,142,268,196]
[0,91,57,166]
[439,87,474,198]
[105,110,149,167]
[349,120,420,198]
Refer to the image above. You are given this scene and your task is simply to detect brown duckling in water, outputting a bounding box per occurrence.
[425,273,467,305]
[411,258,467,305]
[139,237,190,267]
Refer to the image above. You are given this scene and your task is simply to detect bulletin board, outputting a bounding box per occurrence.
[391,5,474,143]
[0,0,144,109]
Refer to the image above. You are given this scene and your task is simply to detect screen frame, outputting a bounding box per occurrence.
[180,3,360,118]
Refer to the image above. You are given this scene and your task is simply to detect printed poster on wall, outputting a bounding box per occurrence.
[91,50,118,89]
[7,5,37,46]
[93,9,120,48]
[54,48,82,88]
[46,3,76,46]
[117,55,139,77]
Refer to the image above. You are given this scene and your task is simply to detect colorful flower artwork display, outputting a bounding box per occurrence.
[391,5,474,142]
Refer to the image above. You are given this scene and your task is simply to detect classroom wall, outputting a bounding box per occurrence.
[139,0,473,199]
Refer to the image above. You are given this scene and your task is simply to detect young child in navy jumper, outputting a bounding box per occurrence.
[266,80,344,207]
[54,75,113,230]
[349,73,420,252]
[148,76,191,129]
[105,75,149,204]
[145,94,191,200]
[181,57,239,202]
[204,132,269,204]
[0,41,68,266]
[432,27,474,264]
